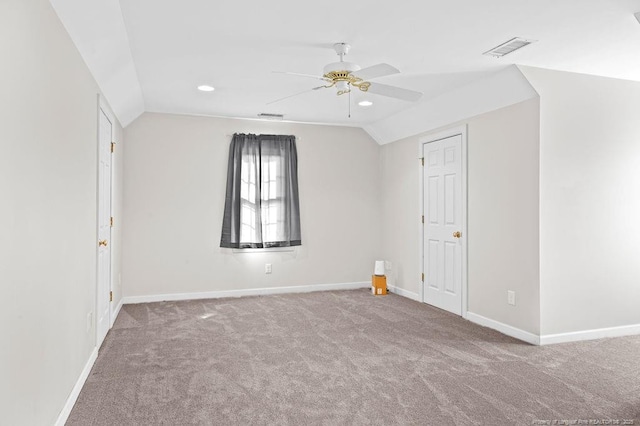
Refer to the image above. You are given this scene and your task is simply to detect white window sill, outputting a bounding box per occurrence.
[232,247,296,254]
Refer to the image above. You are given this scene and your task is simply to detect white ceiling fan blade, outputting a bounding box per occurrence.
[266,85,326,105]
[366,82,422,102]
[273,71,331,82]
[352,63,400,81]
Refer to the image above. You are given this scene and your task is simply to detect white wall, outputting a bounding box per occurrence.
[379,138,421,298]
[380,99,541,335]
[123,114,381,297]
[520,66,640,336]
[0,0,124,423]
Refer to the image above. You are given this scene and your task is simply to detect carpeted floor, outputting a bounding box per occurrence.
[67,289,640,425]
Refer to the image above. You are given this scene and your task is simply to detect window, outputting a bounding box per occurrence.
[220,133,301,249]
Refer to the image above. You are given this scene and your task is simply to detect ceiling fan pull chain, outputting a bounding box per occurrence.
[348,85,351,118]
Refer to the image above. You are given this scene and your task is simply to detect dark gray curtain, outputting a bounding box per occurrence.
[220,133,301,248]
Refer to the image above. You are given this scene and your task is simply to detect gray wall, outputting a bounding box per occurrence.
[521,66,640,336]
[380,99,541,335]
[122,113,382,297]
[0,0,124,424]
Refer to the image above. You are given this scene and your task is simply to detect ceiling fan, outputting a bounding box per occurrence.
[269,43,422,105]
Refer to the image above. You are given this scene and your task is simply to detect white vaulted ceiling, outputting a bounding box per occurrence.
[51,0,640,130]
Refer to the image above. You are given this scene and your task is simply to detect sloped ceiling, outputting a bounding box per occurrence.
[50,0,640,138]
[50,0,144,126]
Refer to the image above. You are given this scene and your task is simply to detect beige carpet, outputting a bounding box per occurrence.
[67,289,640,425]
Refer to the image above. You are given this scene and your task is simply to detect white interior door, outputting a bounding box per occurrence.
[423,134,463,315]
[97,108,112,347]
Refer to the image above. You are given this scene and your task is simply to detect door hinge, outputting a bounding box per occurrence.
[420,157,424,166]
[421,215,424,224]
[110,142,115,153]
[421,273,424,282]
[109,291,113,302]
[110,216,114,227]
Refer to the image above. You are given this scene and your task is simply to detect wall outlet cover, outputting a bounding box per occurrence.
[507,290,516,306]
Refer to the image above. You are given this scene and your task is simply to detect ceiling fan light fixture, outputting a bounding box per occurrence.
[336,81,350,92]
[358,100,373,107]
[197,85,215,92]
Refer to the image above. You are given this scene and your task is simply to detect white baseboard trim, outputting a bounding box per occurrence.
[387,285,421,302]
[123,281,370,304]
[466,311,540,346]
[54,347,98,426]
[110,297,123,328]
[540,323,640,345]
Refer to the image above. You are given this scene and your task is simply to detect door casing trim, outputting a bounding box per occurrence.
[418,125,468,319]
[96,95,114,348]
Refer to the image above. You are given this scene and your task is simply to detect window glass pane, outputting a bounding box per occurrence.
[261,157,278,201]
[261,154,281,243]
[249,165,256,201]
[240,160,248,200]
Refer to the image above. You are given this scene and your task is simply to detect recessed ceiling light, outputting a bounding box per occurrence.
[358,100,373,107]
[197,85,215,92]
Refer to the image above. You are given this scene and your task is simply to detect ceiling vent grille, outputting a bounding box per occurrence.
[258,113,284,120]
[483,37,536,58]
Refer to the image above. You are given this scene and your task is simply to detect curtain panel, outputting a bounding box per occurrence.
[220,133,301,249]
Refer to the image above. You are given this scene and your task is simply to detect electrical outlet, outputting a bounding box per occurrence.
[385,261,393,271]
[265,263,272,274]
[86,312,93,332]
[507,290,516,306]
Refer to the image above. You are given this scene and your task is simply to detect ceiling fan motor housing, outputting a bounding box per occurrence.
[323,61,360,75]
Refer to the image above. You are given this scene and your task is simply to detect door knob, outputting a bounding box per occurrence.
[453,231,461,238]
[98,239,108,247]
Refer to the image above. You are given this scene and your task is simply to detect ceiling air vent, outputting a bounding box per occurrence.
[258,113,284,121]
[483,37,536,58]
